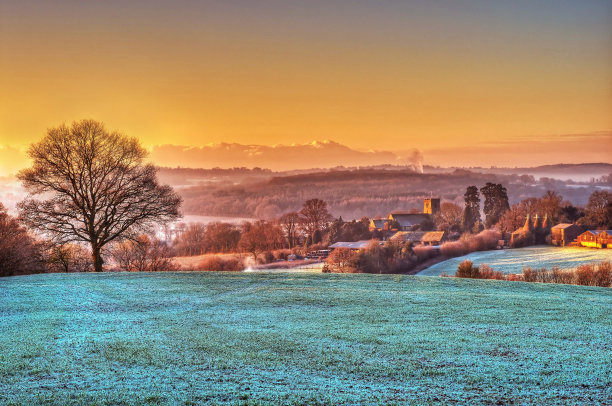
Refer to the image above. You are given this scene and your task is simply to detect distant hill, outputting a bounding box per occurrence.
[150,141,423,172]
[453,163,612,182]
[159,166,611,220]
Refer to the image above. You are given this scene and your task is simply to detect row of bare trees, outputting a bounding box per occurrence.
[171,199,334,261]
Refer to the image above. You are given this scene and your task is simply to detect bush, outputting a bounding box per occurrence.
[262,251,275,264]
[325,248,359,273]
[515,262,611,287]
[110,235,179,272]
[478,264,505,280]
[511,230,535,248]
[440,240,468,257]
[575,264,596,286]
[456,260,479,278]
[45,243,92,273]
[197,256,243,272]
[522,267,537,282]
[456,261,505,280]
[0,203,45,276]
[440,230,501,258]
[273,249,292,261]
[594,261,611,287]
[413,245,438,261]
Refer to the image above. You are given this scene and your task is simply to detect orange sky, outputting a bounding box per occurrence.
[0,1,611,173]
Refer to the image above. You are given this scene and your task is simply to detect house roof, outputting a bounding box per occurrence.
[329,240,378,249]
[387,213,430,227]
[551,223,579,229]
[421,231,445,242]
[369,219,389,229]
[389,231,426,242]
[586,230,612,236]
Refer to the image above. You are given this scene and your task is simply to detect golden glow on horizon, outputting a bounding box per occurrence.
[0,1,611,169]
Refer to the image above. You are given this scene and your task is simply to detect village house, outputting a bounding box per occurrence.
[550,223,583,246]
[389,231,446,246]
[368,218,391,232]
[370,197,440,232]
[577,230,612,248]
[369,198,440,233]
[387,212,431,231]
[389,231,426,244]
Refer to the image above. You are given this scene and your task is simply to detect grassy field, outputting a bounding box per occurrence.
[419,245,612,276]
[1,272,610,405]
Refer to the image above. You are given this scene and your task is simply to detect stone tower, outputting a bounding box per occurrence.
[424,198,440,216]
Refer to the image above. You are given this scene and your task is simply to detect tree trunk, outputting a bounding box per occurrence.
[92,245,103,272]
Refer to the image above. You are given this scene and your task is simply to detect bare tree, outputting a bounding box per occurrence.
[279,211,301,248]
[173,223,207,256]
[110,235,178,272]
[17,120,182,272]
[435,202,463,231]
[45,243,92,273]
[299,199,332,236]
[238,220,284,262]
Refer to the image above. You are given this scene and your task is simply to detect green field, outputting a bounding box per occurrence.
[419,245,612,276]
[1,272,610,405]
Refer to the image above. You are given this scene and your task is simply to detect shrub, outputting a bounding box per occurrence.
[594,261,611,287]
[413,245,438,261]
[456,260,479,278]
[45,243,92,273]
[473,230,502,251]
[478,264,505,280]
[273,249,291,261]
[325,248,359,273]
[551,266,573,284]
[522,267,537,282]
[197,256,243,272]
[518,262,612,287]
[110,235,179,272]
[262,251,275,264]
[440,241,468,257]
[575,264,596,286]
[0,203,46,276]
[511,230,535,248]
[440,230,501,258]
[456,261,504,280]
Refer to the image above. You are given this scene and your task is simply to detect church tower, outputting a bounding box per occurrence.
[424,198,440,216]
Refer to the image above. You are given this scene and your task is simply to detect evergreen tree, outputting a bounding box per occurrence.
[327,217,344,244]
[480,183,510,228]
[462,186,481,232]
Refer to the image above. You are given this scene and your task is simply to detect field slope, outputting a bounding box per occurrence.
[419,245,612,276]
[1,272,610,404]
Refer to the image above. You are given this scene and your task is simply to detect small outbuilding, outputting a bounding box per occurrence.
[421,231,446,246]
[389,231,426,244]
[550,223,583,246]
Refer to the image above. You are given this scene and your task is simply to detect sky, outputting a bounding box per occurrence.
[0,0,611,173]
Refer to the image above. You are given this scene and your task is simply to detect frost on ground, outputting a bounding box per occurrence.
[419,245,612,276]
[0,272,611,404]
